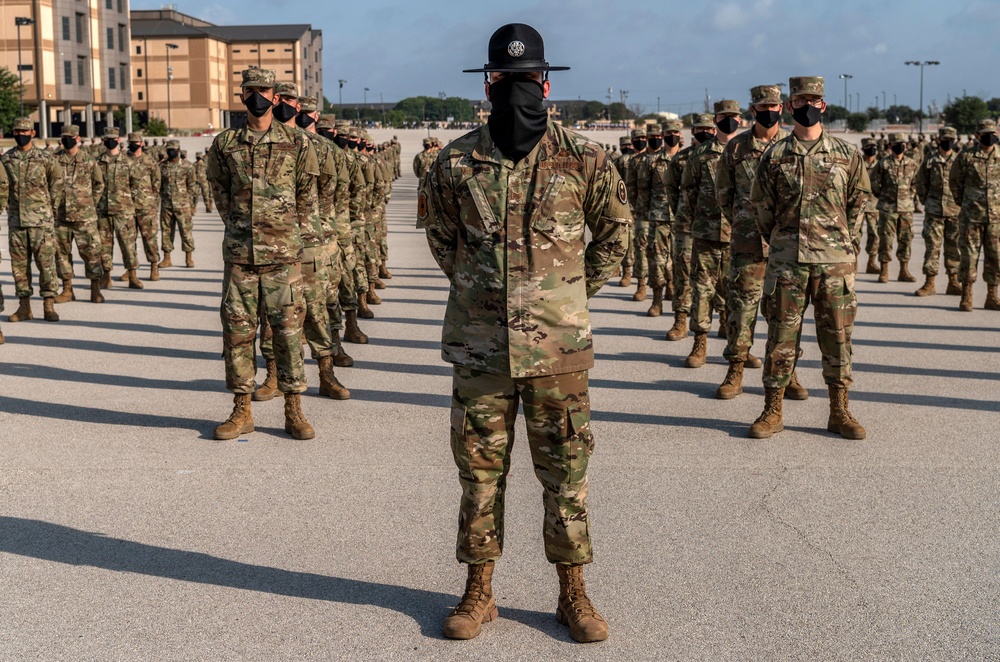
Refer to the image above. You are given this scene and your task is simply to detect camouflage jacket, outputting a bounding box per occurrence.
[56,150,104,226]
[160,160,196,213]
[666,146,695,233]
[681,138,728,243]
[342,149,367,235]
[717,127,789,257]
[645,149,678,224]
[948,144,1000,225]
[194,158,208,184]
[625,149,648,219]
[1,146,64,229]
[206,121,320,265]
[412,150,435,180]
[96,151,135,217]
[127,152,161,213]
[302,129,343,248]
[615,152,633,181]
[321,138,354,247]
[421,121,633,378]
[751,131,871,265]
[356,152,375,220]
[870,153,919,213]
[914,150,960,217]
[0,163,7,215]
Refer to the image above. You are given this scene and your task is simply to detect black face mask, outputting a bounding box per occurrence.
[632,139,647,151]
[938,139,954,152]
[620,146,632,155]
[273,102,298,124]
[716,117,739,135]
[347,140,359,150]
[14,134,31,148]
[862,146,877,157]
[243,92,273,118]
[979,133,999,147]
[166,148,179,160]
[754,110,780,129]
[128,143,141,153]
[318,129,335,141]
[487,77,549,162]
[104,138,119,150]
[334,135,349,149]
[891,143,906,155]
[648,136,663,150]
[295,113,315,129]
[693,131,714,144]
[664,134,680,148]
[61,136,78,150]
[792,104,822,128]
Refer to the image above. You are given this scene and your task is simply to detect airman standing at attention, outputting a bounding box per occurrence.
[913,126,962,296]
[871,133,919,284]
[192,152,213,213]
[858,138,881,274]
[96,127,143,289]
[617,126,645,287]
[664,123,704,342]
[0,161,7,341]
[125,132,162,282]
[629,123,661,302]
[643,119,683,317]
[159,139,197,269]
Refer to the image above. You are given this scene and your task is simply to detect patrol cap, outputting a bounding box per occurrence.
[299,95,318,112]
[12,117,32,131]
[938,126,957,139]
[431,136,441,143]
[241,66,275,89]
[334,119,351,131]
[692,113,715,129]
[128,132,143,142]
[103,127,120,139]
[750,85,782,105]
[180,150,188,158]
[166,139,180,149]
[646,123,662,136]
[861,137,876,147]
[663,119,684,132]
[888,133,905,144]
[789,76,824,98]
[463,23,569,74]
[195,151,203,158]
[348,128,361,140]
[316,114,336,129]
[714,99,741,115]
[61,125,81,137]
[619,136,630,146]
[422,138,432,147]
[631,127,646,139]
[274,82,298,99]
[976,118,997,134]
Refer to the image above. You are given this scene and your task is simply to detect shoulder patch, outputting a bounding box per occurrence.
[617,179,628,205]
[417,191,429,221]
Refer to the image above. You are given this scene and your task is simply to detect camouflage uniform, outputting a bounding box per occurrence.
[192,153,213,213]
[870,134,919,277]
[666,142,696,319]
[0,165,7,313]
[412,138,436,183]
[645,120,683,296]
[335,120,368,317]
[914,127,961,283]
[421,121,631,565]
[1,122,64,302]
[629,125,659,292]
[55,127,105,283]
[125,133,162,267]
[618,127,646,280]
[95,128,139,275]
[160,140,197,259]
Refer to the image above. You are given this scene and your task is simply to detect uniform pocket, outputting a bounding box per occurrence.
[566,402,594,484]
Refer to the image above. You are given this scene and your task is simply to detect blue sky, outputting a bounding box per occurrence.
[135,0,999,113]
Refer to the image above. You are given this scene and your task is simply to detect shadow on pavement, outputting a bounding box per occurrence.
[11,337,218,361]
[0,363,223,392]
[0,396,214,435]
[54,319,218,338]
[0,517,566,642]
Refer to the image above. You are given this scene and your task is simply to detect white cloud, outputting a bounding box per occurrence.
[713,3,748,30]
[874,42,888,54]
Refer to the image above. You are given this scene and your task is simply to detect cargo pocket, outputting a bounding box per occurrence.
[450,403,472,468]
[566,402,594,484]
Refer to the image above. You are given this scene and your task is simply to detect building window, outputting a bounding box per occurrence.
[107,27,114,50]
[249,49,257,53]
[284,48,292,52]
[118,24,126,52]
[64,61,73,85]
[266,48,274,53]
[233,49,240,53]
[105,0,112,9]
[137,67,142,78]
[75,13,85,44]
[138,91,143,101]
[136,45,142,55]
[62,16,71,41]
[109,67,116,89]
[285,70,293,75]
[117,0,123,12]
[120,64,127,90]
[315,51,318,63]
[78,57,86,85]
[315,72,319,83]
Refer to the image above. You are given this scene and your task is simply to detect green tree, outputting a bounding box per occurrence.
[942,96,992,134]
[884,104,916,124]
[866,106,883,121]
[144,117,168,136]
[846,113,869,132]
[825,104,849,122]
[986,97,1000,113]
[0,66,23,136]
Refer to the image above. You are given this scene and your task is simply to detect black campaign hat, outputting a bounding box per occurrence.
[462,23,570,73]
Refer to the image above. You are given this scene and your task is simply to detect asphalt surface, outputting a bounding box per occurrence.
[0,130,996,660]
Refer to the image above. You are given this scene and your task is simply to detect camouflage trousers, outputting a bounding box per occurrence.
[960,221,1000,286]
[351,229,370,295]
[98,212,139,271]
[221,261,306,395]
[9,227,59,299]
[689,238,731,334]
[853,211,879,257]
[878,211,913,264]
[329,242,355,325]
[193,183,213,213]
[161,206,195,255]
[922,213,960,276]
[632,219,650,281]
[377,205,389,264]
[450,365,594,565]
[56,222,104,281]
[135,207,161,265]
[672,231,693,314]
[365,216,380,282]
[762,262,856,390]
[621,224,635,269]
[723,253,766,364]
[646,222,673,288]
[260,246,334,361]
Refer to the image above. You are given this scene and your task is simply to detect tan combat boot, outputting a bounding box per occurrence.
[373,276,386,290]
[159,252,172,268]
[784,370,809,400]
[345,310,369,344]
[55,279,75,303]
[878,261,889,283]
[717,308,728,339]
[898,262,916,283]
[632,282,647,302]
[715,361,744,399]
[8,297,33,323]
[664,275,674,300]
[118,271,129,282]
[149,263,160,281]
[0,326,4,345]
[43,298,60,322]
[253,359,279,401]
[318,355,351,400]
[366,288,382,305]
[685,333,707,368]
[827,386,866,439]
[618,267,632,287]
[127,269,144,289]
[379,264,393,280]
[985,285,1000,310]
[556,564,609,643]
[357,293,374,319]
[331,330,354,367]
[283,393,315,440]
[90,279,105,304]
[865,254,880,274]
[185,252,195,268]
[914,275,935,296]
[100,271,113,289]
[214,394,254,440]
[748,387,785,438]
[945,273,962,295]
[959,281,974,312]
[646,286,663,317]
[665,312,688,341]
[745,354,762,369]
[443,561,498,640]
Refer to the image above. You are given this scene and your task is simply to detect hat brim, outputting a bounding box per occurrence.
[463,63,570,73]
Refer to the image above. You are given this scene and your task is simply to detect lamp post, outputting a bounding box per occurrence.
[338,79,346,110]
[882,91,886,113]
[905,60,939,134]
[838,74,853,112]
[166,43,178,134]
[15,17,35,117]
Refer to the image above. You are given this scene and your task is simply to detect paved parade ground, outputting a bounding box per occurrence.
[0,130,996,660]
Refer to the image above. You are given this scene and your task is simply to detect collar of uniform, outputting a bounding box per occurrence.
[237,121,283,146]
[973,145,999,160]
[471,121,557,167]
[789,130,831,156]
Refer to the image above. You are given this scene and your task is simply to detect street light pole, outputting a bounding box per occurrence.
[364,87,369,106]
[839,74,853,113]
[166,43,178,134]
[15,17,35,118]
[338,79,346,110]
[905,60,940,133]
